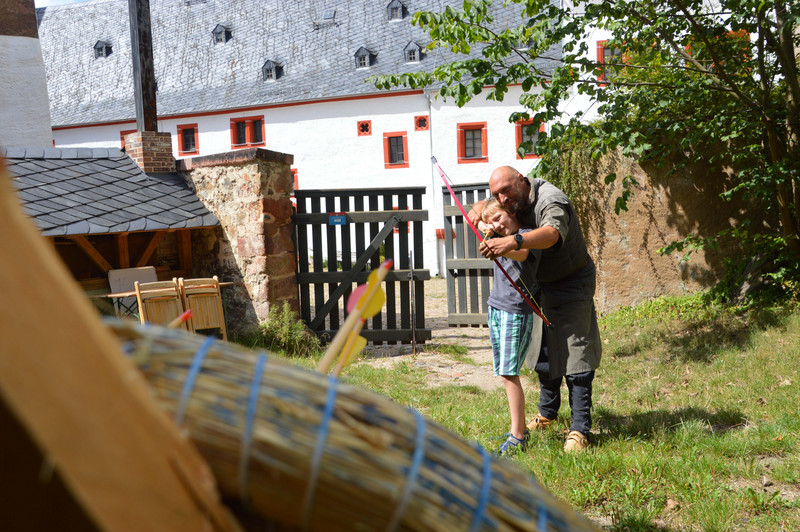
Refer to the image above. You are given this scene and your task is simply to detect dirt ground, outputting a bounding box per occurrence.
[359,276,502,391]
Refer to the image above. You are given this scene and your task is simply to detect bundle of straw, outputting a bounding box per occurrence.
[109,318,597,532]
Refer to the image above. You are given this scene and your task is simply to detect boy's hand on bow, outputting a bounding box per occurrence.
[479,235,515,260]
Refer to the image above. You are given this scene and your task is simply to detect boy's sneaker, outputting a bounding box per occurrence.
[498,430,529,456]
[563,430,589,453]
[527,414,555,431]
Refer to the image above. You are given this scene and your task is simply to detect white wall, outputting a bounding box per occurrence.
[51,86,553,276]
[0,36,53,148]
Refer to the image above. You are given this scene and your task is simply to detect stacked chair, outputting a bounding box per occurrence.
[134,276,227,340]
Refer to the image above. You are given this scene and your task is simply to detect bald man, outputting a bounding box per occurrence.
[468,166,602,452]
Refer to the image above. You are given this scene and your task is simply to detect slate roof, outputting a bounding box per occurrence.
[36,0,561,127]
[3,146,220,236]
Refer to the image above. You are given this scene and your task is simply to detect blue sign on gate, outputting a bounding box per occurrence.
[328,212,347,225]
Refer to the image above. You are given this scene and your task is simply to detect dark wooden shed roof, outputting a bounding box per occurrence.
[4,146,219,236]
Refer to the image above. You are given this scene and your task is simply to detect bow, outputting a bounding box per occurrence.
[432,156,551,327]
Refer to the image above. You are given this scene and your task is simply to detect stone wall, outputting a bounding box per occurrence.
[573,149,767,313]
[178,148,298,335]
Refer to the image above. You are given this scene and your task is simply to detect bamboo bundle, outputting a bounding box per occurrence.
[109,318,597,532]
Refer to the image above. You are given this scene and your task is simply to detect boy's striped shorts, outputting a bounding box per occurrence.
[488,306,534,377]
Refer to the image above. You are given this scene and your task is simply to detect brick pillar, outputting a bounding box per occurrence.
[125,131,175,173]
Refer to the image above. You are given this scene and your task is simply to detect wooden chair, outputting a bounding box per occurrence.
[178,276,227,341]
[133,280,188,329]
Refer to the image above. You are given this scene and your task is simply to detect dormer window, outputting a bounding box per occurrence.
[354,47,376,69]
[387,0,405,21]
[212,24,232,44]
[262,60,283,81]
[404,41,422,63]
[94,40,112,59]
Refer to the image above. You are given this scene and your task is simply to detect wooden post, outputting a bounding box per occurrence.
[128,0,158,132]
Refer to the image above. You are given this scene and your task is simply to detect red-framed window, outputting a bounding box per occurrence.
[457,122,488,164]
[177,123,199,156]
[357,120,372,136]
[414,115,429,131]
[597,40,623,83]
[230,116,265,149]
[120,129,136,149]
[383,131,409,169]
[515,120,544,160]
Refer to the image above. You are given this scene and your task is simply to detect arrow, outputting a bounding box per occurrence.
[331,270,387,376]
[317,259,393,374]
[432,156,551,326]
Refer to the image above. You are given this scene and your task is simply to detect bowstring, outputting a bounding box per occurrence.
[433,157,551,326]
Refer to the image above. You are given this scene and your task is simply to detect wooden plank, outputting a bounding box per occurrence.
[339,194,352,322]
[368,195,381,331]
[0,160,234,531]
[296,269,430,284]
[177,230,191,273]
[295,191,311,324]
[325,195,339,329]
[115,233,130,269]
[412,191,426,335]
[128,0,158,131]
[135,231,164,267]
[397,194,410,330]
[292,209,427,224]
[70,235,113,273]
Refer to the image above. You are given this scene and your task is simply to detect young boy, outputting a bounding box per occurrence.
[478,198,539,456]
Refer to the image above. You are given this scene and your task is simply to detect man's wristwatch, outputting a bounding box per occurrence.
[514,233,524,250]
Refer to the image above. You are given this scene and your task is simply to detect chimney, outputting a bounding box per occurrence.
[126,0,175,173]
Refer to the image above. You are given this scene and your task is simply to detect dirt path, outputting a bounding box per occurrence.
[360,277,501,391]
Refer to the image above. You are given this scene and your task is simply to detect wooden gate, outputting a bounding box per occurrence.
[293,187,431,345]
[441,183,493,326]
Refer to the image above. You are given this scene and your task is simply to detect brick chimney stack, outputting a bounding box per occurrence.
[124,131,175,173]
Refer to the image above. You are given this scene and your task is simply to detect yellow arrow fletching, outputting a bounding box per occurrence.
[342,335,367,367]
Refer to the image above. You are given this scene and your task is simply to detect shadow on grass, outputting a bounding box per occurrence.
[609,306,790,363]
[594,405,747,442]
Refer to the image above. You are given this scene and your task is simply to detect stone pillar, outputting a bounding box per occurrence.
[125,131,175,173]
[178,148,297,334]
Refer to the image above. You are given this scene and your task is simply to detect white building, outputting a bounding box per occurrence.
[38,0,612,275]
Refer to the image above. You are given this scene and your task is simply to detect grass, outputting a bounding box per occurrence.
[241,293,800,531]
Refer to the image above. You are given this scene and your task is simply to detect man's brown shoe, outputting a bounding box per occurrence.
[526,414,555,431]
[564,430,589,452]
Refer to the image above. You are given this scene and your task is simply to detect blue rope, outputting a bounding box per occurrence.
[538,502,549,531]
[301,375,338,531]
[238,353,266,503]
[385,409,426,532]
[468,446,492,532]
[174,336,215,426]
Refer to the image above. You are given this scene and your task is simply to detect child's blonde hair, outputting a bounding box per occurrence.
[480,197,504,224]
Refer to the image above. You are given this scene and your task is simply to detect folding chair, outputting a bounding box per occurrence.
[178,276,228,340]
[133,279,188,329]
[108,266,157,317]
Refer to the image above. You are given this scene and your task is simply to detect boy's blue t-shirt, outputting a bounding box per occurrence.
[487,227,540,314]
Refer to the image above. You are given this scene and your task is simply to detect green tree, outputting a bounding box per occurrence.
[374,0,800,285]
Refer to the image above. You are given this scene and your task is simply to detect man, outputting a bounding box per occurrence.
[468,166,601,452]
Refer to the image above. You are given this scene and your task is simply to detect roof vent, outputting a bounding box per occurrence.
[94,40,112,59]
[354,46,377,69]
[262,60,284,81]
[387,0,406,21]
[212,24,232,44]
[323,8,336,20]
